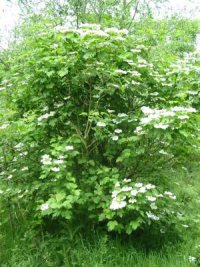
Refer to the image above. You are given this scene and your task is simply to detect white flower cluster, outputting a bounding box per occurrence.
[150,71,170,86]
[14,142,24,149]
[111,128,123,142]
[171,107,196,113]
[40,203,49,211]
[146,211,159,221]
[97,121,106,127]
[65,145,74,151]
[55,24,129,38]
[110,180,177,223]
[41,154,52,165]
[134,126,145,135]
[138,105,197,129]
[117,113,128,118]
[21,166,29,171]
[137,57,153,69]
[41,146,73,168]
[164,191,176,200]
[80,29,109,37]
[110,181,156,211]
[38,111,55,122]
[189,256,196,263]
[0,123,9,129]
[113,69,141,77]
[131,48,141,53]
[111,136,118,141]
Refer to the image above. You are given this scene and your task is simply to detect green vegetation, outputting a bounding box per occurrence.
[0,1,200,266]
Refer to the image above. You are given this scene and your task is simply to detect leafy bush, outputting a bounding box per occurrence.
[0,22,200,235]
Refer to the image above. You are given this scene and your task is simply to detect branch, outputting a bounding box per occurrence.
[127,0,140,30]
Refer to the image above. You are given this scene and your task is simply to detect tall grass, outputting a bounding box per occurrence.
[0,225,199,267]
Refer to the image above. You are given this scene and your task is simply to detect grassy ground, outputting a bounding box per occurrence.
[0,227,199,267]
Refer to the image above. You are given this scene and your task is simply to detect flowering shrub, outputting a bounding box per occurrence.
[102,180,178,234]
[0,22,199,235]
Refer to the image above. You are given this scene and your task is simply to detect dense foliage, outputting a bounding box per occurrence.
[0,20,200,238]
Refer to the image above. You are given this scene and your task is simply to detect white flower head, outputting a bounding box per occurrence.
[146,211,159,221]
[22,166,29,171]
[188,90,198,95]
[111,135,119,141]
[189,256,196,263]
[107,109,115,113]
[65,145,74,151]
[97,121,106,127]
[114,69,127,75]
[141,106,154,115]
[150,92,159,96]
[110,199,127,210]
[140,117,153,124]
[150,203,157,210]
[131,48,141,53]
[114,129,122,134]
[41,154,52,165]
[159,149,168,155]
[14,143,24,149]
[129,198,137,204]
[117,113,128,118]
[169,195,176,200]
[139,187,146,193]
[0,124,9,129]
[172,106,197,113]
[123,178,131,183]
[119,29,129,35]
[51,167,60,172]
[185,107,197,113]
[135,183,143,188]
[41,203,49,211]
[164,191,176,199]
[131,189,138,196]
[178,115,189,120]
[154,123,169,129]
[164,191,173,196]
[112,190,119,198]
[115,182,120,187]
[129,70,141,76]
[147,196,156,202]
[54,159,64,165]
[121,186,132,192]
[134,126,144,135]
[8,174,13,180]
[146,184,155,190]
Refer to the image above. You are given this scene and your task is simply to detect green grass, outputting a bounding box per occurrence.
[0,228,199,267]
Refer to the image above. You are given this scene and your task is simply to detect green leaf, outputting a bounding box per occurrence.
[107,220,118,231]
[58,68,68,77]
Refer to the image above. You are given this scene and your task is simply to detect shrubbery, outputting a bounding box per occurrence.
[0,22,200,236]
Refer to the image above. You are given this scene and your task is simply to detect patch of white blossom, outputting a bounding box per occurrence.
[38,111,56,123]
[40,203,49,211]
[41,154,52,165]
[137,105,197,131]
[97,121,106,127]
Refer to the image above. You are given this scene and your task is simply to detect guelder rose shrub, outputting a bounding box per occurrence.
[0,23,200,234]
